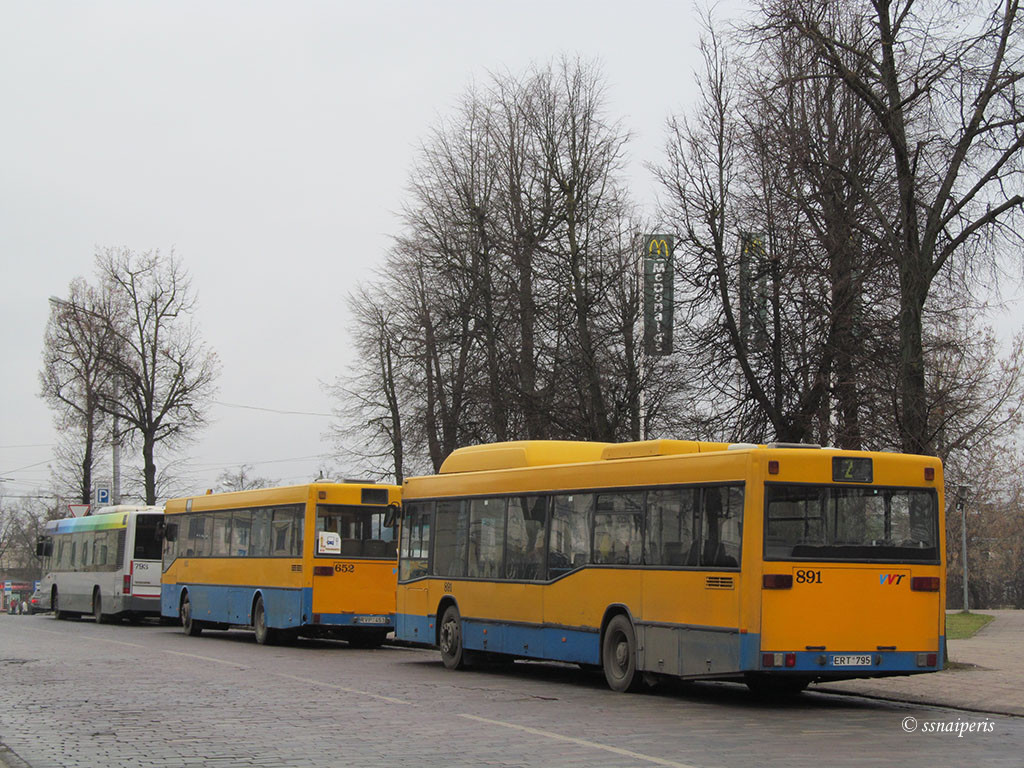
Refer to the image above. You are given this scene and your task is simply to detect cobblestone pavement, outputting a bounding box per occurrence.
[1,614,1023,768]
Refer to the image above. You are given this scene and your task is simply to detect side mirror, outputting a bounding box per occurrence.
[36,536,52,557]
[383,503,400,528]
[164,522,178,543]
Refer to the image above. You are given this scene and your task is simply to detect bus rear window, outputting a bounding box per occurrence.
[316,505,396,558]
[134,515,164,560]
[764,484,938,562]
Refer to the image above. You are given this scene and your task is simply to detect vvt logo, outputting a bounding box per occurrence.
[879,574,906,585]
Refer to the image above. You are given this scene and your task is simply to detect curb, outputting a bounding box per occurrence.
[813,685,1024,719]
[0,744,31,768]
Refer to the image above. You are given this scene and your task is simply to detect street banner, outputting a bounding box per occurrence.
[643,234,675,355]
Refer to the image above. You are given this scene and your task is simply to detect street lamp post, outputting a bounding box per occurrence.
[957,485,972,613]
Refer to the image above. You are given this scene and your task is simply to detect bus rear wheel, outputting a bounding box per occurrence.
[181,593,203,637]
[602,614,642,692]
[439,605,466,670]
[53,588,67,620]
[92,590,115,624]
[253,595,279,646]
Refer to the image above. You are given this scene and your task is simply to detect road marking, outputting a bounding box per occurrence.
[458,714,700,768]
[30,627,147,649]
[163,649,249,668]
[270,672,411,705]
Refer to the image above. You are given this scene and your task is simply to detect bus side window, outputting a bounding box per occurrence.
[467,498,506,579]
[548,494,592,578]
[250,509,271,557]
[504,496,547,580]
[701,485,743,568]
[593,493,643,566]
[432,500,468,577]
[232,510,252,557]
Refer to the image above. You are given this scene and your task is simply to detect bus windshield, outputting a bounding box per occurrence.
[764,484,938,562]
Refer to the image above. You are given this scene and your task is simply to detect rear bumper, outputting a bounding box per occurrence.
[123,594,162,615]
[757,643,945,676]
[311,612,394,631]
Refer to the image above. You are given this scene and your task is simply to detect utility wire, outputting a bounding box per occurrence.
[213,400,333,417]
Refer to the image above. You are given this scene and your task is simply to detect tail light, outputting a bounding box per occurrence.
[123,573,132,595]
[763,574,793,589]
[911,577,940,592]
[917,653,938,667]
[762,652,797,668]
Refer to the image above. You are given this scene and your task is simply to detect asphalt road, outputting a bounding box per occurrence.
[1,614,1022,768]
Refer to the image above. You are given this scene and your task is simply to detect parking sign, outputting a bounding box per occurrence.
[96,485,111,505]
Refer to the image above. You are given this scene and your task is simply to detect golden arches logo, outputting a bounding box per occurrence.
[647,238,671,256]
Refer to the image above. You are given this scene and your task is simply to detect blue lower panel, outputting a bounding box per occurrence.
[395,612,599,664]
[161,583,303,629]
[464,619,600,664]
[396,611,434,644]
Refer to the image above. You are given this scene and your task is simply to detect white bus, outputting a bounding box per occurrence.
[36,505,165,622]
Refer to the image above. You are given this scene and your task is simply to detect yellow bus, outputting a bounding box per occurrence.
[395,440,945,693]
[162,482,400,646]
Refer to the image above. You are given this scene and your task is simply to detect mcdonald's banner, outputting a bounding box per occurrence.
[643,234,675,355]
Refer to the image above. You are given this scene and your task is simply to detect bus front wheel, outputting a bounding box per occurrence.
[439,605,466,670]
[181,593,203,637]
[602,614,642,692]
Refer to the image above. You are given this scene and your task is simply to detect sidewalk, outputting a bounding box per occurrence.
[815,609,1024,716]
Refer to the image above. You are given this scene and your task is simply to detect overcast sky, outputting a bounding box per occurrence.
[0,2,725,503]
[3,3,1020,507]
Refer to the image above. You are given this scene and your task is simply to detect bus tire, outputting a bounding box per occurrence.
[253,595,279,646]
[439,605,467,670]
[92,590,114,624]
[181,592,203,637]
[53,588,68,621]
[602,614,642,692]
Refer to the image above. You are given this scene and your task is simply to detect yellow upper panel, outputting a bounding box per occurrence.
[165,483,400,515]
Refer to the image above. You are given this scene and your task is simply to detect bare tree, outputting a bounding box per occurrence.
[39,279,119,503]
[96,248,220,504]
[216,464,277,493]
[765,0,1024,453]
[335,58,662,471]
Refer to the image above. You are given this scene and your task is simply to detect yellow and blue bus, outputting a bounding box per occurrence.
[161,482,400,646]
[395,440,945,693]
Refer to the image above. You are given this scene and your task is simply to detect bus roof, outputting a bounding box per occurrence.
[439,440,736,474]
[164,482,400,515]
